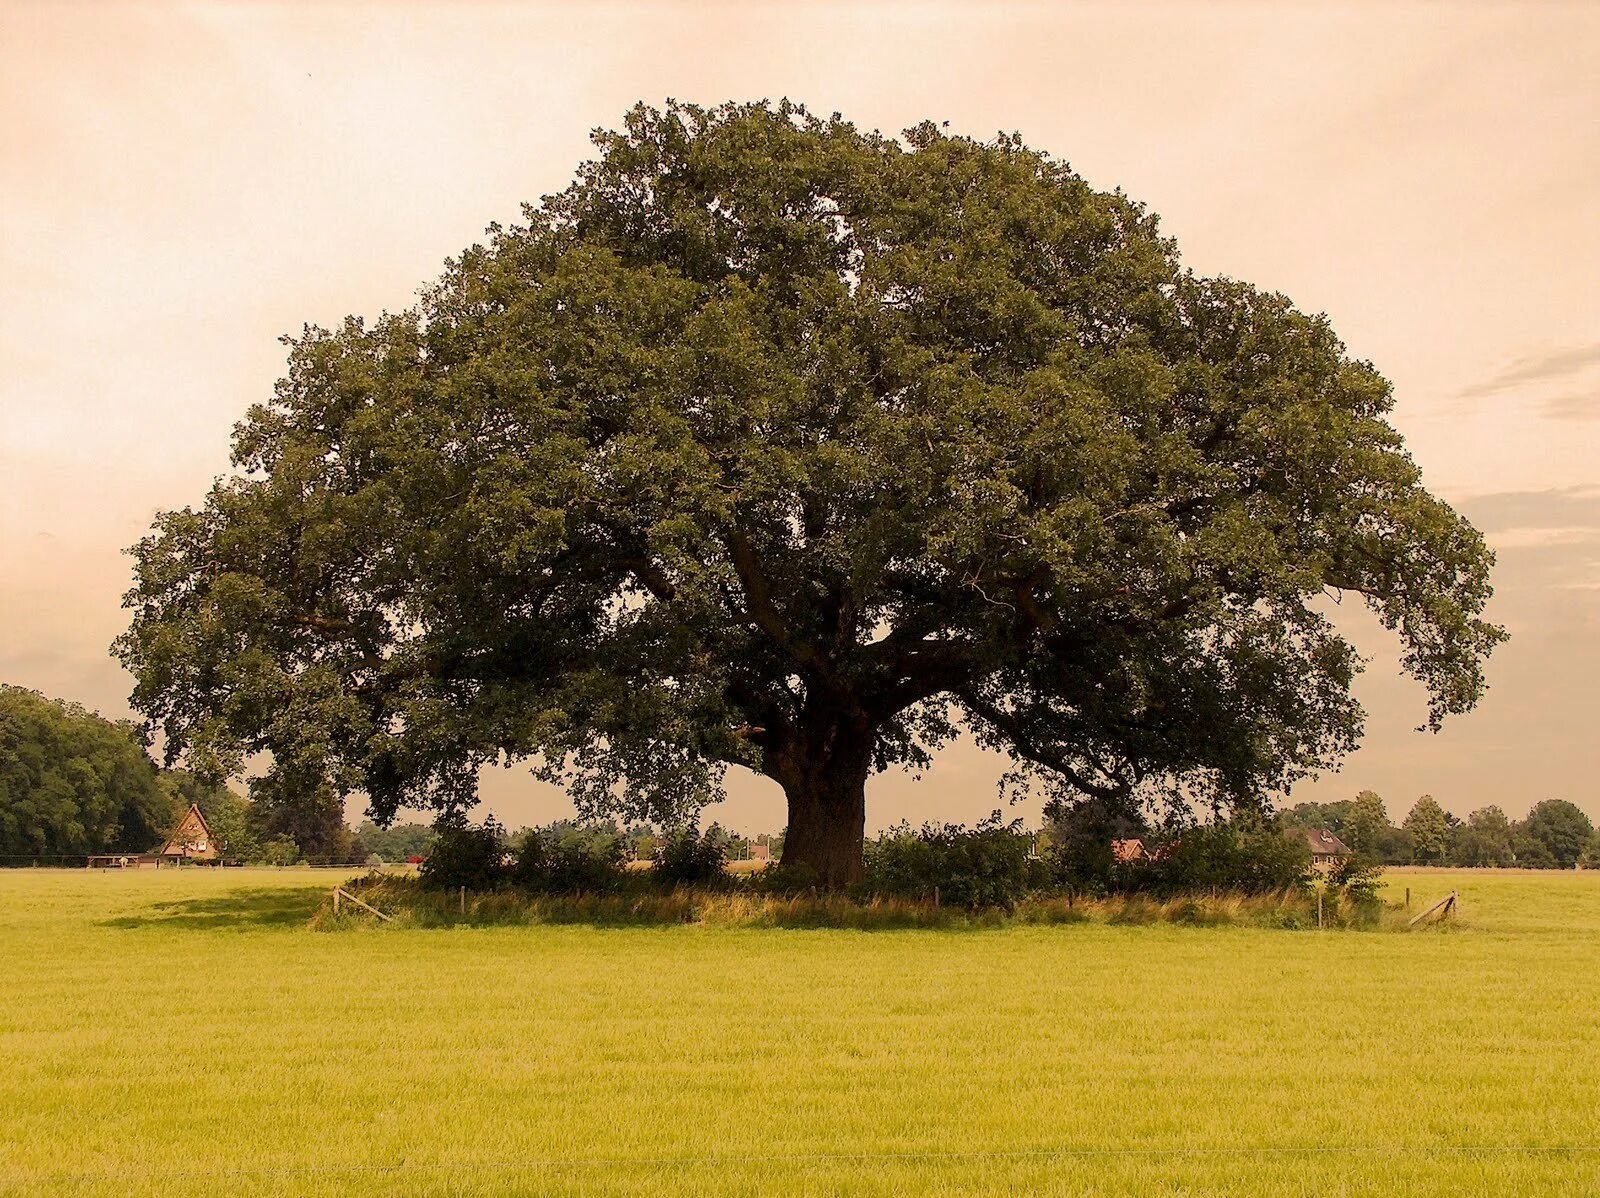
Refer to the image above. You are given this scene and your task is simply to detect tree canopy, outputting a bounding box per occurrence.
[117,100,1504,883]
[1518,799,1594,870]
[0,685,174,859]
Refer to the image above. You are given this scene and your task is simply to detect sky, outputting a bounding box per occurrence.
[2,1,1596,833]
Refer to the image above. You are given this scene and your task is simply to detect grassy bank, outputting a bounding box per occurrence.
[1,867,1595,1196]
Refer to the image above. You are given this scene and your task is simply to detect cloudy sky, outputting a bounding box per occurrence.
[2,1,1596,832]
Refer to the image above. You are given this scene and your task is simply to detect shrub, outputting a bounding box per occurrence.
[652,826,727,887]
[865,814,1038,911]
[258,834,301,867]
[511,824,628,894]
[1328,855,1384,905]
[1148,817,1312,896]
[1039,798,1145,897]
[419,816,508,892]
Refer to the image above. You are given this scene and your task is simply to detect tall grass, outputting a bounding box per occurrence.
[313,874,1417,932]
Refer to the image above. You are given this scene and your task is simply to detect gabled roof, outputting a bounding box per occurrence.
[158,803,217,858]
[1302,828,1350,856]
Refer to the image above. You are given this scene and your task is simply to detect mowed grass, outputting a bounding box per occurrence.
[1,868,1597,1196]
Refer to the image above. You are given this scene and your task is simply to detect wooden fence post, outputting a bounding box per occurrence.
[1407,890,1458,927]
[332,887,393,922]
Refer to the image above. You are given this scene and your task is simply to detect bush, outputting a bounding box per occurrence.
[651,826,727,887]
[1147,817,1312,896]
[419,816,508,892]
[1328,855,1384,905]
[511,824,628,894]
[865,814,1039,911]
[258,834,301,866]
[1039,797,1145,897]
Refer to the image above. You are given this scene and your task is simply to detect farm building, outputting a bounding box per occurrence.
[158,803,220,863]
[1111,838,1147,863]
[87,804,221,868]
[1302,828,1351,870]
[749,843,772,862]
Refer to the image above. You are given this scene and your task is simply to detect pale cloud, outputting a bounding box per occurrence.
[1458,344,1600,400]
[1541,392,1600,421]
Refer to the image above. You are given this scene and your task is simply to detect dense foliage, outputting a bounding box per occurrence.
[418,815,510,891]
[1136,817,1312,896]
[865,814,1039,910]
[354,819,436,863]
[651,825,729,888]
[1517,800,1594,870]
[511,823,628,894]
[0,686,173,860]
[118,100,1504,883]
[1040,803,1314,898]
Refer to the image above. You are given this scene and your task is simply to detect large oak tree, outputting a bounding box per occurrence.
[118,101,1503,884]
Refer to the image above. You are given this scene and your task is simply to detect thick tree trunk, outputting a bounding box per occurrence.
[766,717,872,887]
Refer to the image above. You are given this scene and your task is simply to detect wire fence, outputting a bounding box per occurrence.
[0,854,395,869]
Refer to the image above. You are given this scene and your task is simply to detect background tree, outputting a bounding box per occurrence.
[1449,804,1512,868]
[1277,799,1353,839]
[354,818,435,862]
[0,686,173,860]
[247,773,361,863]
[1514,800,1594,870]
[1343,790,1389,858]
[1579,831,1600,871]
[116,101,1504,884]
[1403,795,1450,864]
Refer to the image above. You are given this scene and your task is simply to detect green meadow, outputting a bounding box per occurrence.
[2,867,1597,1196]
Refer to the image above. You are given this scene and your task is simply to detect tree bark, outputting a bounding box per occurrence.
[766,715,873,887]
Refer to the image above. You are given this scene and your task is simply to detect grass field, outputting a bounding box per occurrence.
[2,867,1597,1196]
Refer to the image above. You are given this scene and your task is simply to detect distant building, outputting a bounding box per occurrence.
[157,804,220,864]
[1302,828,1351,871]
[749,843,772,862]
[85,804,220,868]
[1111,838,1147,863]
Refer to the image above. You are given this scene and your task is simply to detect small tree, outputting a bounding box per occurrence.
[259,834,300,866]
[866,814,1038,910]
[1042,796,1146,895]
[1403,795,1450,864]
[511,824,627,894]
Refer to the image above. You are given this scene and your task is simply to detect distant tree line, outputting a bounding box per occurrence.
[0,685,172,861]
[0,685,368,865]
[1279,790,1599,870]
